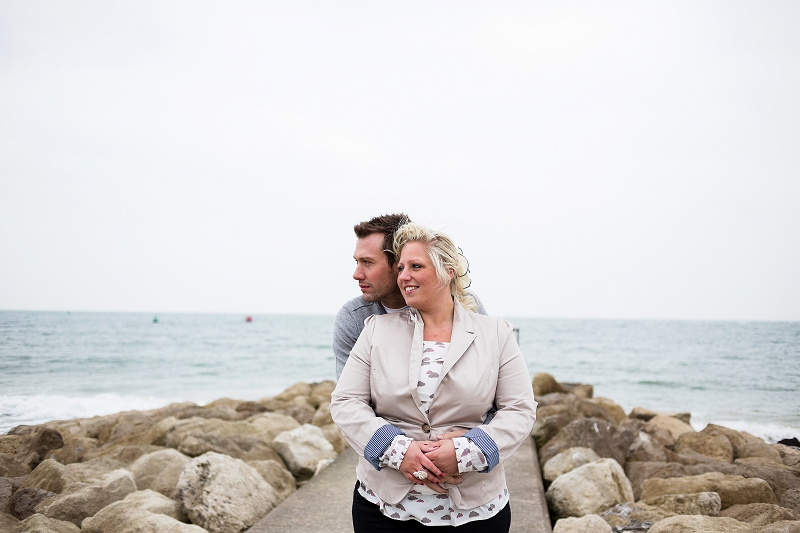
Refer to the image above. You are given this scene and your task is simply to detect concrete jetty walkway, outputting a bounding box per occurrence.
[247,437,551,533]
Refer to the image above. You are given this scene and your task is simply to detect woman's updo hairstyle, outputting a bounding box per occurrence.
[393,222,478,313]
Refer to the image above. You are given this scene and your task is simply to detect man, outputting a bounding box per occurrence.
[334,213,487,380]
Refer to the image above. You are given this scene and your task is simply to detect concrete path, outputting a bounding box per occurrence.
[247,437,551,533]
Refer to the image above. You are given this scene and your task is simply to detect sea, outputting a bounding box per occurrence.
[1,310,798,442]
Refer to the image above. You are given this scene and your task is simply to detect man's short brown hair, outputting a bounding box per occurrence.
[353,213,410,266]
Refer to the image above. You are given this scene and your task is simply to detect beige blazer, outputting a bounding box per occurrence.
[330,300,537,509]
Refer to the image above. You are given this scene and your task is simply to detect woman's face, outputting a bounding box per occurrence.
[397,241,452,311]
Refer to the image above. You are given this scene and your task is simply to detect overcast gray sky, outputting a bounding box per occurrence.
[1,1,798,320]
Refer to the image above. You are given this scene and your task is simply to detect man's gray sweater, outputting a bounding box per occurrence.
[333,293,488,380]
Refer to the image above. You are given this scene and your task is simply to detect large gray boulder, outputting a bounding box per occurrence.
[129,449,190,497]
[552,514,612,532]
[9,489,56,520]
[546,458,634,519]
[640,472,777,509]
[540,418,637,468]
[34,469,137,526]
[80,490,205,533]
[627,431,669,463]
[10,513,80,533]
[272,424,337,480]
[543,447,600,482]
[176,452,277,533]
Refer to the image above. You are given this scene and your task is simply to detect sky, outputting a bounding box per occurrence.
[1,1,798,321]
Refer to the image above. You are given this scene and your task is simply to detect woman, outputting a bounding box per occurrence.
[331,222,536,532]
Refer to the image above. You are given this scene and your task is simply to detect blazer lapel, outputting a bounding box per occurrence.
[439,301,476,380]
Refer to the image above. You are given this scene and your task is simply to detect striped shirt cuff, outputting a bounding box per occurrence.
[463,427,499,472]
[364,424,406,470]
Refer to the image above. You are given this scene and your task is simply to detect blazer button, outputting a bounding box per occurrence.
[422,423,431,432]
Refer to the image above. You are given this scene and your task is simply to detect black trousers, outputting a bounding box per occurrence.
[352,483,511,533]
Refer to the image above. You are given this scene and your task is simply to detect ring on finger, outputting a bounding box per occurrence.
[412,470,428,480]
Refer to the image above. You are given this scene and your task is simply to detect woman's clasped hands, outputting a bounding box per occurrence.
[398,432,466,493]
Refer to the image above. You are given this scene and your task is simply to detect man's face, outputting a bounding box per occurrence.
[353,233,399,303]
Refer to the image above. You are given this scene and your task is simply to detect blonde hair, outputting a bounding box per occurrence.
[393,223,478,312]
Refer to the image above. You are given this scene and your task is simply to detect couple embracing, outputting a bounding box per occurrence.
[331,214,537,533]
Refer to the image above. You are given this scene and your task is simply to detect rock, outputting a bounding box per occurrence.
[176,452,277,533]
[628,431,669,463]
[553,514,612,532]
[646,416,695,442]
[246,460,296,504]
[85,444,163,467]
[272,424,337,481]
[701,424,748,455]
[546,458,634,519]
[11,513,80,533]
[735,457,789,469]
[246,413,301,442]
[539,418,637,468]
[600,502,675,531]
[0,512,19,531]
[9,489,56,520]
[175,406,242,421]
[19,461,77,494]
[233,402,267,419]
[273,382,312,403]
[97,413,154,446]
[719,503,799,526]
[319,424,346,454]
[674,430,734,463]
[532,414,574,450]
[14,430,64,471]
[0,454,30,478]
[64,458,121,483]
[533,373,566,397]
[645,424,678,449]
[759,521,800,533]
[630,407,659,422]
[737,443,783,464]
[642,492,722,516]
[776,444,800,468]
[782,488,800,513]
[543,447,601,482]
[177,434,282,463]
[35,469,137,526]
[585,398,627,426]
[309,381,336,407]
[625,462,689,500]
[129,449,190,497]
[640,472,777,509]
[49,436,99,465]
[204,398,242,411]
[80,489,200,532]
[647,515,748,532]
[281,405,315,425]
[559,382,594,398]
[684,460,800,503]
[311,402,333,427]
[82,509,205,533]
[1,478,16,514]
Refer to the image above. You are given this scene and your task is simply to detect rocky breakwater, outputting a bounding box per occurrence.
[0,381,342,533]
[532,373,800,533]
